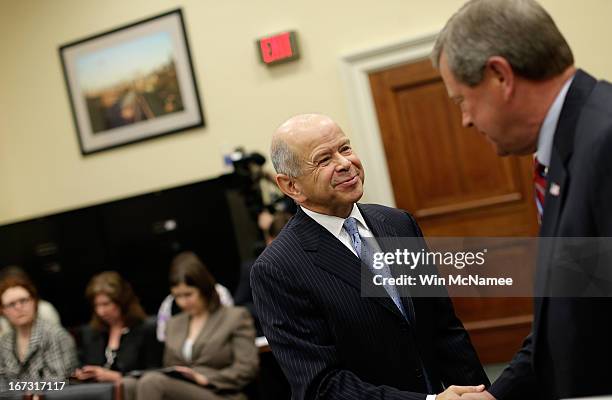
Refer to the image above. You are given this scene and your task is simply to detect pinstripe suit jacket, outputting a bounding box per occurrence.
[251,203,489,400]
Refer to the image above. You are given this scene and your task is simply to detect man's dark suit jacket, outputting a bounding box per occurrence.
[251,203,489,400]
[489,70,612,400]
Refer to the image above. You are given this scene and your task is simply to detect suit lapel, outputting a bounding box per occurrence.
[535,149,567,297]
[358,205,412,321]
[359,205,420,324]
[358,204,398,239]
[294,206,406,321]
[168,313,190,362]
[540,70,597,237]
[539,146,566,238]
[192,307,224,359]
[534,70,597,335]
[539,70,596,237]
[291,207,361,293]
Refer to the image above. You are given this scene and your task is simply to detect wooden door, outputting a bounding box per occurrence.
[369,58,539,363]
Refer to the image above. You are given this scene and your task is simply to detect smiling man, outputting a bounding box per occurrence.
[250,114,489,400]
[431,1,612,399]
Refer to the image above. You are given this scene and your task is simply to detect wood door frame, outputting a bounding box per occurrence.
[339,31,438,208]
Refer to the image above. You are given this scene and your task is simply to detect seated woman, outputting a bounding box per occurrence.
[74,271,162,398]
[0,265,61,337]
[137,252,259,400]
[0,275,78,391]
[156,281,235,342]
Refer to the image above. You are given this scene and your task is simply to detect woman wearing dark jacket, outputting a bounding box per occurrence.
[74,271,162,399]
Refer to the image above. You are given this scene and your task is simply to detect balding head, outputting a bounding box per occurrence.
[271,114,338,177]
[270,113,365,217]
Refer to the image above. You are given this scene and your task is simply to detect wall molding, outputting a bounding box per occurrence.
[339,31,439,207]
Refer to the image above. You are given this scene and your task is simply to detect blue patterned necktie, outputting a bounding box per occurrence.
[343,217,434,392]
[343,217,409,320]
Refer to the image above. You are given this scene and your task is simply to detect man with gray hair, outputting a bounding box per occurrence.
[433,0,612,399]
[251,113,489,400]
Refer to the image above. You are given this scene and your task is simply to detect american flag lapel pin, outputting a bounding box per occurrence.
[549,183,561,196]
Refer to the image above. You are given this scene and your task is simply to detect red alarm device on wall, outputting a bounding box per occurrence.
[257,31,299,65]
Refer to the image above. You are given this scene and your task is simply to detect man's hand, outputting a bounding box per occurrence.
[461,390,496,399]
[436,384,485,400]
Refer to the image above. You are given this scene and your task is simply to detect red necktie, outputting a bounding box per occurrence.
[533,157,547,223]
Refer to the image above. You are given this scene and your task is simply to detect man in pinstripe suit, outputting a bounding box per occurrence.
[251,114,489,400]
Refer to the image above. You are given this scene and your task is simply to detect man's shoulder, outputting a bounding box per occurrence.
[254,227,305,267]
[359,203,409,218]
[575,78,612,158]
[359,203,422,239]
[262,212,308,248]
[251,213,317,279]
[582,79,612,118]
[359,203,417,226]
[592,77,612,99]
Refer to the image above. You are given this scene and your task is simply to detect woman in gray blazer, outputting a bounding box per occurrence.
[136,252,259,400]
[0,275,77,392]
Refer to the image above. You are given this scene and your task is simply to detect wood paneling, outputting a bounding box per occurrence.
[464,315,532,364]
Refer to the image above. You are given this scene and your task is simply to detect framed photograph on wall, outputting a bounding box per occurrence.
[59,9,204,155]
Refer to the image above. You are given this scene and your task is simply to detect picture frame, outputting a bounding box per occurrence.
[59,9,204,155]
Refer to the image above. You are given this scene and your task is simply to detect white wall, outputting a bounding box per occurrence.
[1,0,611,224]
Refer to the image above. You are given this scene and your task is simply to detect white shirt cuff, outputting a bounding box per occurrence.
[426,395,437,400]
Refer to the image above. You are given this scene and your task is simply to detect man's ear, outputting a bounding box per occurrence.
[486,56,515,101]
[275,174,306,203]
